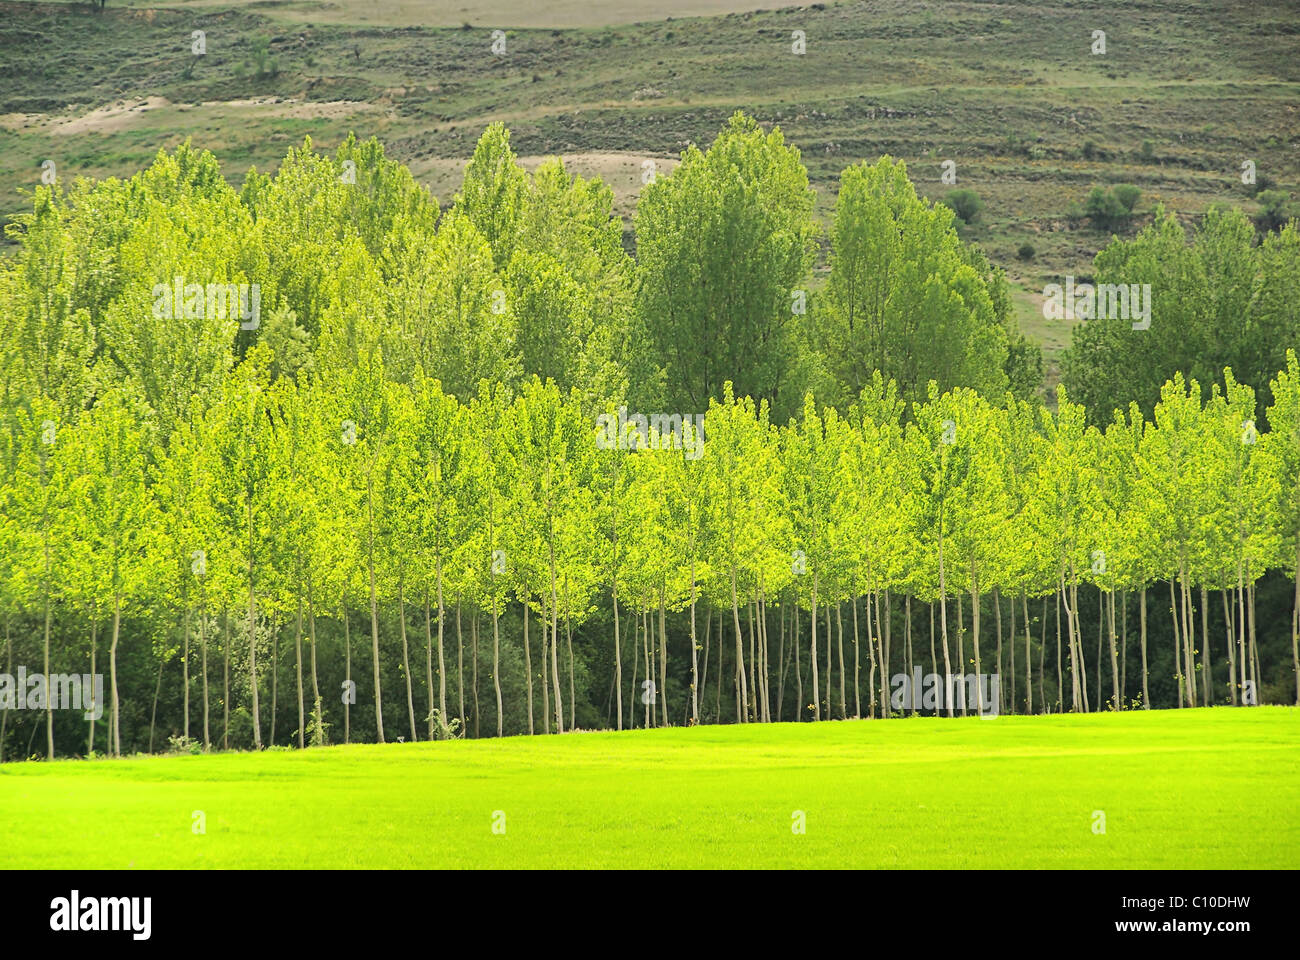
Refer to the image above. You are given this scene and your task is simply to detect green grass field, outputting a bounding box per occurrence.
[2,707,1296,868]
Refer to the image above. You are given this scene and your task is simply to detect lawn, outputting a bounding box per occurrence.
[1,707,1295,868]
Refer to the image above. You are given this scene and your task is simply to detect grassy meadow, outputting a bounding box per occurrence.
[2,707,1295,868]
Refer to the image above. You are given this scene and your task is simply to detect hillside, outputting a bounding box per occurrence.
[1,0,1296,389]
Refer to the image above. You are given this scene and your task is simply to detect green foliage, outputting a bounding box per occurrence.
[1112,184,1141,213]
[1254,189,1298,233]
[942,188,983,225]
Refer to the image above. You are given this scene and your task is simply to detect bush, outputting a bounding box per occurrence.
[1082,140,1098,160]
[166,734,202,756]
[943,188,983,225]
[1254,190,1299,233]
[1140,139,1154,160]
[1085,185,1129,230]
[1112,184,1141,212]
[1017,241,1036,261]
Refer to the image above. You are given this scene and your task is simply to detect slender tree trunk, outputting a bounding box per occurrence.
[0,616,10,759]
[733,564,750,723]
[43,573,52,759]
[553,588,566,734]
[613,585,623,731]
[1200,584,1211,707]
[456,598,465,729]
[939,526,953,718]
[835,601,847,720]
[270,623,278,745]
[111,594,122,757]
[852,594,861,717]
[1292,542,1300,704]
[824,602,833,720]
[1120,590,1128,707]
[1055,588,1063,713]
[88,616,98,755]
[1061,573,1079,712]
[956,591,966,716]
[1008,591,1016,714]
[424,585,435,739]
[399,582,417,741]
[472,610,481,737]
[1224,586,1237,705]
[1022,592,1033,714]
[566,578,575,730]
[971,574,983,714]
[1140,586,1149,709]
[1171,576,1183,707]
[1248,580,1261,703]
[308,587,319,746]
[248,499,261,749]
[701,608,712,720]
[201,594,210,750]
[867,589,878,717]
[523,599,535,734]
[435,571,448,735]
[0,616,10,761]
[794,602,803,721]
[343,596,351,744]
[223,609,231,750]
[689,559,699,725]
[148,654,164,752]
[491,595,501,738]
[183,604,191,742]
[875,590,889,718]
[658,595,668,728]
[295,598,305,749]
[1109,588,1120,710]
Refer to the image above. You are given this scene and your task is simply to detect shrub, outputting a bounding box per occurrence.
[1017,241,1036,261]
[1112,183,1141,212]
[1140,139,1154,160]
[1085,185,1129,230]
[943,188,983,225]
[166,734,202,756]
[1255,190,1299,233]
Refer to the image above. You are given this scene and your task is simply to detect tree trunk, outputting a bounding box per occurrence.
[566,578,575,730]
[456,598,465,729]
[1140,586,1149,709]
[295,598,305,749]
[852,594,861,718]
[308,587,319,746]
[689,560,699,725]
[183,604,191,742]
[732,564,750,723]
[613,584,623,732]
[1200,584,1211,707]
[938,526,953,718]
[343,596,351,744]
[399,582,418,741]
[1109,588,1120,710]
[794,602,803,720]
[248,498,261,749]
[111,595,122,757]
[523,599,535,734]
[223,609,231,750]
[201,594,210,749]
[88,616,98,755]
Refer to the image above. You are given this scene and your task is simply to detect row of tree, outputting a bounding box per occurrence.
[2,354,1298,758]
[1,114,1297,759]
